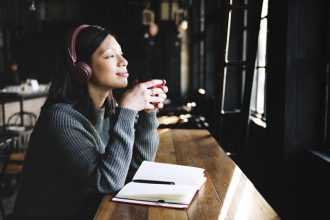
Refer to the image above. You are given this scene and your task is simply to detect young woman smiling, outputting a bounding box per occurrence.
[10,24,168,220]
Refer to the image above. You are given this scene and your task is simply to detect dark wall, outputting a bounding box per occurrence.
[284,151,330,219]
[284,0,326,154]
[18,30,64,83]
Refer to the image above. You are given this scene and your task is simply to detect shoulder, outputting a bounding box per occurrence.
[43,103,78,117]
[41,103,90,129]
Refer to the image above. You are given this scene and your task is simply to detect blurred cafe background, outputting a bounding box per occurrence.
[0,0,330,219]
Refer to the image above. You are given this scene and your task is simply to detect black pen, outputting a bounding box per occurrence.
[132,179,175,185]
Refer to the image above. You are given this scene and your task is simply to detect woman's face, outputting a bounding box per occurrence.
[90,35,128,90]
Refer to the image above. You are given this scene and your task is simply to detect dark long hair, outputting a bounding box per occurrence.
[43,25,115,123]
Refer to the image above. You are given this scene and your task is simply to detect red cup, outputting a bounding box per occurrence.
[150,79,166,91]
[135,79,166,107]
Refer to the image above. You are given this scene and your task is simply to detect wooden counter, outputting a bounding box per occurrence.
[94,129,280,220]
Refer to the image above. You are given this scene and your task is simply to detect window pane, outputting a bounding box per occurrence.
[250,0,268,118]
[251,13,268,117]
[261,0,269,18]
[226,9,248,61]
[256,68,265,114]
[257,18,268,67]
[222,66,246,111]
[251,67,266,114]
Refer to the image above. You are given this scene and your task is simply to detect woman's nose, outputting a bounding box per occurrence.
[118,56,128,67]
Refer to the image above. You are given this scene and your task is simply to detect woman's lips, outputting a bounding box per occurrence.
[116,72,129,77]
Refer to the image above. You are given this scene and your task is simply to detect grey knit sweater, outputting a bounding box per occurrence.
[11,103,159,219]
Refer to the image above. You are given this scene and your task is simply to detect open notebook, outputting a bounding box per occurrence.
[112,161,207,209]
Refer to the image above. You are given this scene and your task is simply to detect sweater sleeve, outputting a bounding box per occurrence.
[46,104,138,194]
[130,111,159,171]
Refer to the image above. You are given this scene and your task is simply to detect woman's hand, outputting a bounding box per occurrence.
[119,79,168,112]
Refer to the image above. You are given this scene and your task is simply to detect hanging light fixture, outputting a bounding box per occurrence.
[142,1,159,37]
[179,20,188,30]
[29,0,36,11]
[142,9,155,25]
[174,8,184,26]
[142,1,155,25]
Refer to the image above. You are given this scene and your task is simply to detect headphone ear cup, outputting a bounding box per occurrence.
[71,61,92,83]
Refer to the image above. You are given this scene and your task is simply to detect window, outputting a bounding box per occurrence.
[217,0,265,151]
[250,0,268,122]
[221,0,250,113]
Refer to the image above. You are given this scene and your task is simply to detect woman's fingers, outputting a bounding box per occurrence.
[149,88,164,96]
[157,93,167,99]
[142,80,164,88]
[156,103,164,109]
[149,96,165,103]
[162,85,168,93]
[119,78,168,111]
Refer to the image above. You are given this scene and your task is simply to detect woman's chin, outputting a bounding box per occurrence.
[112,80,128,89]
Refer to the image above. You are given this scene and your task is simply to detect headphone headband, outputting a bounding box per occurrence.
[65,24,92,83]
[65,24,90,68]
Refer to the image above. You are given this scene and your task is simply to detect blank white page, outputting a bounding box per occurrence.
[133,161,206,189]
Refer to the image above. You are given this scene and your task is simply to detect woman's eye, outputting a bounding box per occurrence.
[105,54,115,59]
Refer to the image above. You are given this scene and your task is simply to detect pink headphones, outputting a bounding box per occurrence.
[65,24,92,83]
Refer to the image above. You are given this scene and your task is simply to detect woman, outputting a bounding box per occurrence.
[5,60,21,85]
[11,24,168,219]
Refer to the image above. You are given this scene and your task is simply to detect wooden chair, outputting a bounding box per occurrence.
[4,111,36,166]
